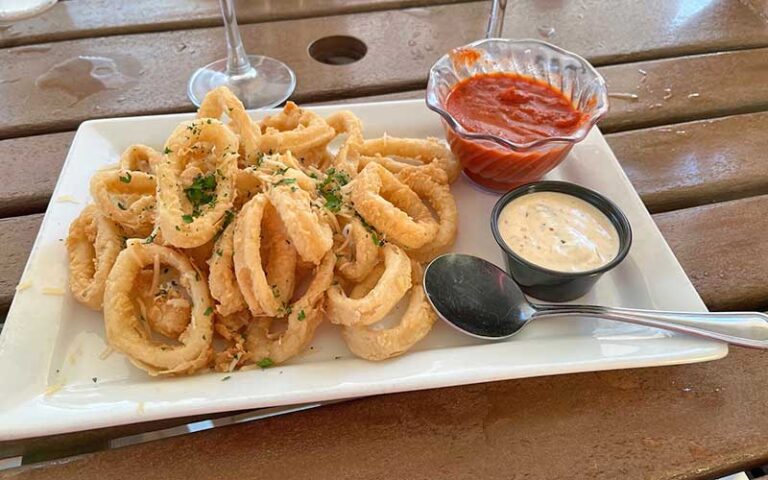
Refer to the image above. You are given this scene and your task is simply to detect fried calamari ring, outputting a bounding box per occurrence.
[133,270,191,339]
[103,243,213,376]
[258,102,335,156]
[359,135,459,183]
[208,223,247,316]
[233,195,297,317]
[269,184,333,264]
[67,205,124,310]
[326,243,411,326]
[245,251,335,364]
[397,166,458,262]
[349,163,438,249]
[336,218,381,282]
[157,118,238,248]
[90,169,156,236]
[197,86,261,166]
[342,261,436,361]
[119,144,161,173]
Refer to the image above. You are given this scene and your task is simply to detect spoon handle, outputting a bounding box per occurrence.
[532,304,768,349]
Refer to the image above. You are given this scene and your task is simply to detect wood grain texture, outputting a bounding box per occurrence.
[607,111,768,213]
[3,345,767,480]
[2,0,767,56]
[2,3,768,138]
[0,132,74,217]
[654,195,768,312]
[0,0,470,48]
[0,214,42,314]
[600,48,768,132]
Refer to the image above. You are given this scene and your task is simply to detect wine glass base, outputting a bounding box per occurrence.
[187,55,296,109]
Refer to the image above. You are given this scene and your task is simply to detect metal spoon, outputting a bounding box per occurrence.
[423,254,768,349]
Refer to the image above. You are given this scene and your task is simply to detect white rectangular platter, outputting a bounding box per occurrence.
[0,99,726,440]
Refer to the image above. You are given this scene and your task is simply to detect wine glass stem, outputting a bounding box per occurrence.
[219,0,252,75]
[485,0,507,38]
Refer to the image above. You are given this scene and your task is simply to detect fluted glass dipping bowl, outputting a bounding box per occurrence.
[426,39,609,191]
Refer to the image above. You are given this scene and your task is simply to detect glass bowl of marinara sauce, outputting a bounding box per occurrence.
[426,39,609,192]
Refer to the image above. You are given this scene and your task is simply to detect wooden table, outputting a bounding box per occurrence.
[1,1,768,478]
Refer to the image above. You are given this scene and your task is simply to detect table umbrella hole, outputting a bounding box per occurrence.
[308,36,367,65]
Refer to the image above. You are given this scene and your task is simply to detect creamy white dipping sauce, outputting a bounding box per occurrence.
[497,191,620,272]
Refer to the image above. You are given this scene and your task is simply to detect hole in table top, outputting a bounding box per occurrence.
[308,36,367,65]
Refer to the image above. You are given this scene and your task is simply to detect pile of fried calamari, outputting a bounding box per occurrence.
[67,86,459,376]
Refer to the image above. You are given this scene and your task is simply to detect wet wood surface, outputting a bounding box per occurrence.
[2,1,768,479]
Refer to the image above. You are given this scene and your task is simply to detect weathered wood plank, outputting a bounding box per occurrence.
[2,3,768,139]
[653,194,768,312]
[0,214,42,314]
[3,345,767,480]
[600,48,768,132]
[606,111,768,213]
[0,132,73,217]
[3,0,767,59]
[0,0,470,48]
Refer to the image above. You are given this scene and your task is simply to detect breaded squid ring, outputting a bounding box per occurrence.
[66,205,124,310]
[397,166,458,262]
[245,251,335,364]
[103,243,213,376]
[258,102,335,156]
[157,118,238,248]
[342,261,436,361]
[119,144,161,173]
[359,135,459,183]
[233,194,296,317]
[197,86,262,166]
[90,169,156,236]
[326,243,412,326]
[133,270,191,339]
[269,184,333,264]
[262,201,298,306]
[207,223,246,316]
[336,218,381,282]
[349,163,438,249]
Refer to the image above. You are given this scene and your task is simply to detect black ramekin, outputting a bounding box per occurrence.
[490,181,632,302]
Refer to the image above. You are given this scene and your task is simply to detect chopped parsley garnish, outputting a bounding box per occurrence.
[182,214,193,223]
[117,201,127,210]
[184,173,217,216]
[144,231,157,244]
[92,377,97,383]
[356,214,384,246]
[257,358,274,369]
[271,285,280,298]
[275,177,297,186]
[255,152,265,166]
[221,375,231,381]
[213,210,235,241]
[204,306,213,316]
[297,310,306,321]
[119,172,132,183]
[317,167,349,213]
[163,147,172,155]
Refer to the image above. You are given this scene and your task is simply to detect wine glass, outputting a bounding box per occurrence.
[0,0,57,24]
[187,0,296,109]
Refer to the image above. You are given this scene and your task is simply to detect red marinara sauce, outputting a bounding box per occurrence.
[443,72,587,191]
